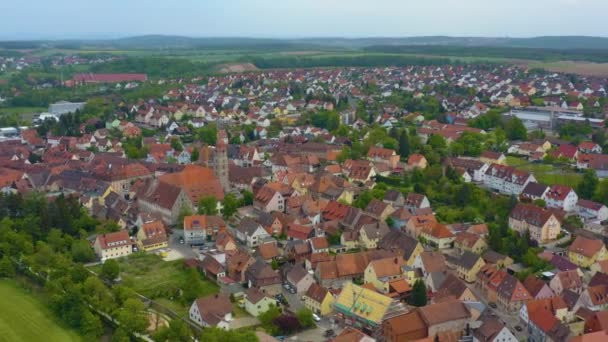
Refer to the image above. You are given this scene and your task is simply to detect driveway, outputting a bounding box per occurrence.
[282,286,305,312]
[230,316,259,330]
[161,233,198,261]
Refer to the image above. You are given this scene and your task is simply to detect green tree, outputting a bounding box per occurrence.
[101,259,120,281]
[116,298,148,335]
[0,256,15,278]
[408,279,428,307]
[198,196,218,215]
[170,137,183,152]
[222,194,239,219]
[80,309,103,340]
[296,308,315,328]
[154,318,192,342]
[199,327,259,342]
[398,130,410,158]
[181,268,203,303]
[578,169,599,199]
[505,117,527,140]
[241,190,254,206]
[191,147,200,163]
[71,239,95,263]
[259,305,281,335]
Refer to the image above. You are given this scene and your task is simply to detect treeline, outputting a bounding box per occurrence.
[90,57,214,78]
[364,45,608,63]
[251,55,454,69]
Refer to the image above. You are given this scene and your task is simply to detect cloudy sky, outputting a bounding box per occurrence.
[1,0,606,39]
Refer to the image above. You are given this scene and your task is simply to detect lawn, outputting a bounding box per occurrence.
[0,280,82,342]
[90,253,219,317]
[0,106,46,115]
[506,156,582,187]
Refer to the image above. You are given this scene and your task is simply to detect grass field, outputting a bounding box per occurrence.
[0,106,46,115]
[90,253,219,318]
[506,156,582,187]
[0,280,82,342]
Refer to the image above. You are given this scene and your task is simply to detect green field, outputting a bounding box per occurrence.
[506,156,582,187]
[90,254,219,318]
[0,280,82,342]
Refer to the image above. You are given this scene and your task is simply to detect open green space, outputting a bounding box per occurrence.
[0,106,46,115]
[0,280,82,342]
[506,156,582,187]
[90,254,219,317]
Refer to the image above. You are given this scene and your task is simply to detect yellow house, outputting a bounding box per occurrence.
[509,204,560,244]
[447,251,486,283]
[244,288,277,317]
[304,283,334,316]
[136,220,168,252]
[337,190,354,205]
[420,222,455,249]
[341,231,360,251]
[358,223,390,250]
[333,282,397,331]
[364,257,406,294]
[93,230,132,262]
[454,232,488,255]
[568,235,608,268]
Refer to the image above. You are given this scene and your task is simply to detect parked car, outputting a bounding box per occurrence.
[515,325,523,332]
[489,302,497,309]
[312,313,321,322]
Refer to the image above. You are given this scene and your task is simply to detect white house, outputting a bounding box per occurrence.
[577,199,608,222]
[235,218,270,248]
[483,163,536,195]
[544,185,578,212]
[189,294,233,329]
[93,231,132,262]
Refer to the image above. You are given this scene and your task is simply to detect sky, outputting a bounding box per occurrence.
[1,0,607,40]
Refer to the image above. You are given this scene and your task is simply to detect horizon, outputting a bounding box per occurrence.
[1,0,607,40]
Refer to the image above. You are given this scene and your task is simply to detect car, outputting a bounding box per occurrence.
[283,284,290,290]
[515,325,523,332]
[489,302,497,309]
[312,313,321,322]
[324,329,335,338]
[179,238,184,244]
[289,288,296,294]
[238,299,245,308]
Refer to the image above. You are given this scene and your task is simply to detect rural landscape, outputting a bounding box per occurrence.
[4,1,608,342]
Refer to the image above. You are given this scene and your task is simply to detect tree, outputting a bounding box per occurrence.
[101,259,120,281]
[0,256,15,278]
[296,308,315,328]
[71,239,96,263]
[398,130,410,158]
[190,147,200,163]
[259,305,281,334]
[154,319,192,342]
[181,268,203,303]
[80,309,103,339]
[116,298,148,335]
[222,194,238,219]
[241,190,254,206]
[578,169,599,199]
[170,137,183,152]
[505,117,527,140]
[408,279,428,307]
[198,196,218,215]
[274,315,301,334]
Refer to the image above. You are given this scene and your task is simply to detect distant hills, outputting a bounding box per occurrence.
[2,35,608,51]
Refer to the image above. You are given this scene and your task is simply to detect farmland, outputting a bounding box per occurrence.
[0,280,82,342]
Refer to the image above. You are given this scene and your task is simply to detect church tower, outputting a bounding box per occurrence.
[214,130,229,192]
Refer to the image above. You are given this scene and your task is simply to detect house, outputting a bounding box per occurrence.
[215,231,237,252]
[359,222,391,249]
[183,215,226,245]
[496,273,532,313]
[364,257,406,294]
[417,300,472,337]
[520,296,569,326]
[578,142,602,154]
[523,275,554,300]
[333,327,376,342]
[189,294,233,329]
[445,157,489,183]
[93,230,132,262]
[408,154,428,169]
[303,283,334,316]
[526,303,571,342]
[367,147,400,169]
[383,190,405,208]
[309,236,329,253]
[382,310,428,342]
[226,250,254,283]
[434,273,479,302]
[420,222,455,249]
[473,316,518,342]
[483,164,536,195]
[257,240,280,262]
[235,218,271,248]
[254,185,286,213]
[287,222,315,241]
[545,185,578,212]
[577,199,608,222]
[480,150,506,165]
[199,254,226,281]
[285,264,315,294]
[365,199,395,220]
[333,282,406,333]
[509,203,561,243]
[136,220,168,252]
[550,270,583,295]
[405,193,431,210]
[567,235,608,268]
[245,259,282,295]
[576,285,608,311]
[136,180,193,225]
[446,251,486,283]
[454,231,488,254]
[244,287,276,317]
[378,231,424,266]
[521,182,549,202]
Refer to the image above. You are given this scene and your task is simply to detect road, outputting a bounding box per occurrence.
[540,231,572,249]
[466,282,527,341]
